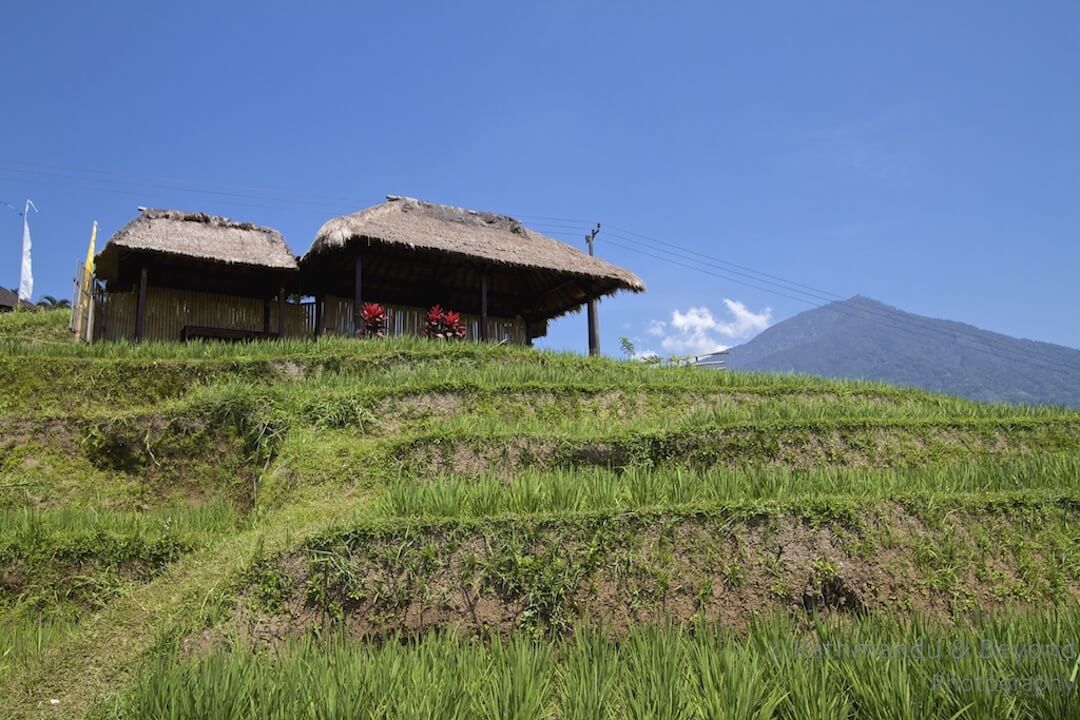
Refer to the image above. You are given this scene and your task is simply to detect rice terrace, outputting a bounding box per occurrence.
[0,307,1077,719]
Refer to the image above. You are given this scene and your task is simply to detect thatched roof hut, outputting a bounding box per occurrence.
[301,196,644,336]
[91,209,301,342]
[95,209,298,296]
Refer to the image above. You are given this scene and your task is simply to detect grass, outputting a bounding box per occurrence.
[106,612,1080,720]
[0,309,74,345]
[0,616,79,678]
[0,485,365,720]
[0,499,240,545]
[0,501,243,687]
[2,310,1079,719]
[0,500,242,658]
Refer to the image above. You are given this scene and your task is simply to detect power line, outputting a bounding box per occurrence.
[4,158,1075,376]
[597,237,1078,378]
[530,221,1080,377]
[0,158,350,210]
[600,229,1080,376]
[529,223,1078,377]
[607,223,847,300]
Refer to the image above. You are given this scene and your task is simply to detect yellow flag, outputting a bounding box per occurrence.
[82,221,97,295]
[76,221,98,339]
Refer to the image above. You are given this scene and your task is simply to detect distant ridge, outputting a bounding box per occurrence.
[723,296,1080,408]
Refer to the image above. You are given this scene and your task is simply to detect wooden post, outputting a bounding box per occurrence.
[277,283,286,338]
[314,294,323,336]
[262,300,271,335]
[479,268,489,341]
[585,225,600,356]
[352,254,363,336]
[134,264,148,341]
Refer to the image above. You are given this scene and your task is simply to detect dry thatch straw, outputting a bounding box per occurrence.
[305,196,645,293]
[95,209,297,281]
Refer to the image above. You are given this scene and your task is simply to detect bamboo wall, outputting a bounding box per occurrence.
[320,296,527,344]
[93,287,311,342]
[91,287,527,345]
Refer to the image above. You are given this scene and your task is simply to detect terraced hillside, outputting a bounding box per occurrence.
[1,310,1078,719]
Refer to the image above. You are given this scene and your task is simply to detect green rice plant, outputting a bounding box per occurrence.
[556,627,620,720]
[471,634,554,720]
[827,616,941,720]
[370,456,1080,520]
[0,499,238,546]
[116,611,1080,720]
[395,632,478,719]
[129,647,263,720]
[689,625,786,720]
[618,624,692,720]
[748,617,855,720]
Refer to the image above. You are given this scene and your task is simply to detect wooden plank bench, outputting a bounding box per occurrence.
[180,326,277,343]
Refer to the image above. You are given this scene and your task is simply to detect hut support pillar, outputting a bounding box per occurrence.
[134,265,148,341]
[479,269,489,341]
[587,294,600,356]
[314,295,323,336]
[352,254,363,337]
[277,283,286,339]
[585,225,601,357]
[262,300,271,335]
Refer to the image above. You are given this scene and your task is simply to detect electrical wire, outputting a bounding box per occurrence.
[529,224,1078,377]
[3,156,1075,377]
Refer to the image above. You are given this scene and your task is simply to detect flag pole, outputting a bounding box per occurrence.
[18,199,37,311]
[77,221,98,338]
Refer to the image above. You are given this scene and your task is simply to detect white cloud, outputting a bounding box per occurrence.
[654,300,772,356]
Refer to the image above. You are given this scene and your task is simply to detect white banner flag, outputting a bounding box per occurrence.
[19,200,36,303]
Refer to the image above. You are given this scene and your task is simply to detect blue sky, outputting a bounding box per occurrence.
[2,1,1077,354]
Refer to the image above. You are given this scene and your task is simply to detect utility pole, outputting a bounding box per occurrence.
[586,224,600,356]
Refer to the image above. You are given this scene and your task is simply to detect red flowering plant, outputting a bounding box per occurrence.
[360,302,387,338]
[424,305,466,340]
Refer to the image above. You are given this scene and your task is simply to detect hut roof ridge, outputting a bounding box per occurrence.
[95,207,298,276]
[305,195,645,291]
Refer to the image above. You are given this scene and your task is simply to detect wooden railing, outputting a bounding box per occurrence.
[91,287,527,344]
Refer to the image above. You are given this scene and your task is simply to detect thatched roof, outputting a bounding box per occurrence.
[0,287,19,309]
[305,196,645,293]
[96,209,297,281]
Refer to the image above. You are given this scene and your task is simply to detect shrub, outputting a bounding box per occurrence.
[360,303,387,338]
[424,305,466,341]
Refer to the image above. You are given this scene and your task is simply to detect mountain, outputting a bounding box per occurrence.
[723,296,1080,408]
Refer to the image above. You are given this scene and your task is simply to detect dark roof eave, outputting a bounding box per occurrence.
[302,232,644,293]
